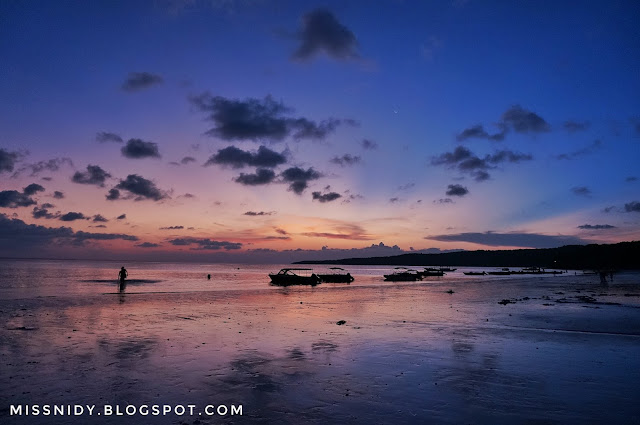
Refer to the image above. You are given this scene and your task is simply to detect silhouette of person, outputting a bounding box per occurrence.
[118,266,128,291]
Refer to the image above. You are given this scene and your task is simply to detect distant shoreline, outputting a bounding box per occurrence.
[294,241,640,270]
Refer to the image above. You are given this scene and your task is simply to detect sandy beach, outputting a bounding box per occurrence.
[1,267,640,424]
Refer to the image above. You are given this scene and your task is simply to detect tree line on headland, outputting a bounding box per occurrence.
[295,241,640,270]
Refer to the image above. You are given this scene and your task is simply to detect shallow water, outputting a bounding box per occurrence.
[1,260,639,424]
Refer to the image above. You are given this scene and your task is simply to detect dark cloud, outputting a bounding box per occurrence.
[106,189,121,201]
[121,72,164,92]
[312,191,342,203]
[425,231,589,248]
[13,157,73,177]
[487,150,533,163]
[398,183,415,191]
[281,167,321,194]
[92,224,107,228]
[555,140,601,160]
[0,191,36,208]
[117,214,127,220]
[72,164,112,186]
[361,139,378,150]
[563,120,590,133]
[625,201,640,213]
[501,105,550,134]
[53,191,64,199]
[456,124,506,142]
[112,175,169,201]
[330,154,361,166]
[93,214,108,223]
[434,198,454,204]
[244,211,275,216]
[159,225,184,230]
[602,206,616,213]
[121,139,161,159]
[190,93,349,142]
[577,224,616,229]
[136,242,160,248]
[205,145,287,169]
[181,156,196,165]
[626,176,637,182]
[389,197,400,203]
[41,177,52,181]
[234,168,277,186]
[0,148,21,173]
[446,184,469,197]
[23,183,45,196]
[292,8,359,61]
[432,147,532,182]
[168,237,242,250]
[32,206,55,219]
[300,223,372,240]
[96,132,123,143]
[59,212,87,222]
[571,186,591,197]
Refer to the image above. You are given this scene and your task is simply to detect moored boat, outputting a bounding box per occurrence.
[463,271,486,275]
[384,267,422,281]
[317,267,354,283]
[269,268,320,286]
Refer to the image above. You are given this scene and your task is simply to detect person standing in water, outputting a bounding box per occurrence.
[118,266,128,291]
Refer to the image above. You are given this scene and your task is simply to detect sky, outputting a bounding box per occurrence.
[1,0,639,263]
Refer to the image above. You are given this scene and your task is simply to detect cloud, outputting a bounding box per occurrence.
[168,237,242,250]
[111,174,169,201]
[425,231,589,248]
[234,168,277,186]
[501,105,550,134]
[446,184,468,197]
[95,132,123,143]
[312,191,342,203]
[361,139,378,150]
[117,214,127,220]
[626,176,637,182]
[301,223,372,240]
[121,72,164,92]
[59,212,87,222]
[136,242,160,248]
[281,166,321,194]
[434,198,454,204]
[190,93,351,142]
[160,225,184,230]
[23,183,45,196]
[72,164,112,186]
[330,154,361,166]
[398,183,415,191]
[487,150,533,163]
[244,211,275,216]
[0,190,36,208]
[563,120,590,133]
[456,124,506,142]
[180,156,196,165]
[555,140,602,160]
[93,214,108,223]
[205,145,287,168]
[0,148,22,173]
[292,8,359,61]
[121,139,161,159]
[389,197,400,203]
[12,157,73,177]
[571,186,591,197]
[625,201,640,213]
[431,147,532,182]
[577,224,616,229]
[32,206,55,219]
[53,191,64,199]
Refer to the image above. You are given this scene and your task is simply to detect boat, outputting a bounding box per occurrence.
[419,269,445,277]
[384,267,422,281]
[487,268,512,275]
[269,268,321,286]
[463,271,486,275]
[424,267,457,272]
[317,267,354,283]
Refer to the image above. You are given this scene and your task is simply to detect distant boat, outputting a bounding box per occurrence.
[487,268,512,275]
[269,268,320,286]
[384,267,422,281]
[463,271,486,275]
[419,268,445,277]
[424,267,457,272]
[317,267,354,283]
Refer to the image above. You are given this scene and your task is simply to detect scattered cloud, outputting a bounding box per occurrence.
[577,224,616,229]
[0,190,36,208]
[32,206,55,219]
[389,197,400,203]
[96,131,123,143]
[431,146,532,182]
[425,231,589,248]
[205,145,287,168]
[398,183,415,191]
[136,242,160,248]
[72,164,112,186]
[301,223,372,240]
[110,174,169,201]
[501,105,550,134]
[456,124,505,142]
[53,191,64,199]
[244,211,275,216]
[121,139,161,159]
[555,140,601,160]
[160,225,184,230]
[281,166,321,194]
[121,72,163,92]
[92,214,108,223]
[12,157,73,177]
[292,8,360,61]
[330,154,361,166]
[59,212,87,221]
[117,214,127,220]
[234,168,277,186]
[181,156,196,165]
[23,183,45,196]
[167,237,242,250]
[0,148,22,173]
[626,176,637,182]
[361,139,378,150]
[625,201,640,213]
[312,191,341,203]
[190,93,352,142]
[446,184,468,197]
[571,186,591,197]
[434,198,454,204]
[563,120,590,133]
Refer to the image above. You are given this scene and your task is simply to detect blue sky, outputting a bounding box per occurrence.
[1,0,639,262]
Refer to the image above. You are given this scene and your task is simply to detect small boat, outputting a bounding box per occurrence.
[424,267,457,272]
[487,268,512,275]
[463,271,486,275]
[317,267,354,283]
[269,268,320,286]
[419,269,445,277]
[384,268,422,281]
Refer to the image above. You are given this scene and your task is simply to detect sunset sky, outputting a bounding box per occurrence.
[1,0,639,262]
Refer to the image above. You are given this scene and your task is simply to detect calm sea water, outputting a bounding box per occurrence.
[0,258,634,300]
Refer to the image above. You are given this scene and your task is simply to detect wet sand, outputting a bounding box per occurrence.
[1,274,640,424]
